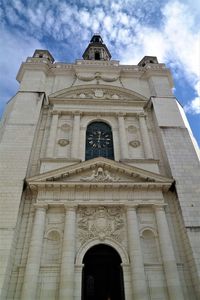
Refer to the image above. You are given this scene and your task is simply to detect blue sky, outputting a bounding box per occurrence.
[0,0,199,146]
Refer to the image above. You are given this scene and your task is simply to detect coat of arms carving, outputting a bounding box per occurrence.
[78,206,125,244]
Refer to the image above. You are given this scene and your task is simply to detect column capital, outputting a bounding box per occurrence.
[64,204,78,212]
[73,111,81,116]
[137,112,147,118]
[126,205,138,212]
[34,202,48,211]
[154,204,167,212]
[117,112,126,117]
[51,110,60,116]
[29,184,38,194]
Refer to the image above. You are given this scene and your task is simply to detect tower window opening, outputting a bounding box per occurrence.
[95,52,100,60]
[94,37,100,43]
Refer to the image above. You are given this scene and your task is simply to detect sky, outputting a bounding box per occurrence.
[0,0,200,146]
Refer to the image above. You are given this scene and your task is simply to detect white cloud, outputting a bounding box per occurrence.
[103,16,113,31]
[184,96,200,114]
[184,81,200,114]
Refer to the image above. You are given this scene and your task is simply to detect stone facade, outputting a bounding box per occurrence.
[0,36,200,299]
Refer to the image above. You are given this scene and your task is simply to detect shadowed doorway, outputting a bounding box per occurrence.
[82,244,125,300]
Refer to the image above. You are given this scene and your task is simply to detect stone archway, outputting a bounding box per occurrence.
[82,244,125,300]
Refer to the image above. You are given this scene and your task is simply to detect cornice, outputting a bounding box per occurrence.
[76,59,119,67]
[17,58,171,83]
[140,67,173,88]
[40,157,81,163]
[32,200,167,209]
[120,158,159,164]
[49,98,146,109]
[29,181,172,192]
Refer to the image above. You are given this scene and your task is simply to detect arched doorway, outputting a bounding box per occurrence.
[82,244,125,300]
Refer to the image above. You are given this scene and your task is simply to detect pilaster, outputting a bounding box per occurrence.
[118,113,129,159]
[154,205,184,300]
[59,205,77,300]
[46,111,59,157]
[71,112,81,159]
[21,203,48,300]
[126,206,149,300]
[138,113,153,159]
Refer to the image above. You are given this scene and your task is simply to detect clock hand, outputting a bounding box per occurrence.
[97,131,101,142]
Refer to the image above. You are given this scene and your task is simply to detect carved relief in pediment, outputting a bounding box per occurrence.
[49,85,148,102]
[81,167,120,182]
[78,206,125,245]
[60,88,132,101]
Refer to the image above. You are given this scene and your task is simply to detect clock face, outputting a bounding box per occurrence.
[87,130,112,149]
[86,122,114,160]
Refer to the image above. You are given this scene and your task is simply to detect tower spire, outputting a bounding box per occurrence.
[82,34,111,61]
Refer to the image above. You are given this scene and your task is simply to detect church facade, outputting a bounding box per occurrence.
[0,35,200,300]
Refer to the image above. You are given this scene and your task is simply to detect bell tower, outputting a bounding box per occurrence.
[82,34,111,61]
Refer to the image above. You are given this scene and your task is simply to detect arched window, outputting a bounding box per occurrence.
[85,122,114,160]
[95,51,100,60]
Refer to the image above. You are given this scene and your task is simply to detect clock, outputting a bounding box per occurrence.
[86,122,114,160]
[87,130,112,149]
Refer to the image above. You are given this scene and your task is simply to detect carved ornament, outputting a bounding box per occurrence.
[76,72,119,83]
[128,125,138,133]
[81,167,120,182]
[60,123,71,131]
[129,140,141,148]
[58,139,70,146]
[78,206,125,244]
[63,88,131,100]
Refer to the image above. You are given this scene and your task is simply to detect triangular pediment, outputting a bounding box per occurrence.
[27,157,173,188]
[48,84,147,102]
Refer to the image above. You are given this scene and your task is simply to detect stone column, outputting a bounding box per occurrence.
[138,113,153,159]
[126,206,149,300]
[71,112,81,159]
[118,113,129,159]
[155,206,184,300]
[46,112,59,157]
[59,205,76,300]
[121,263,133,300]
[74,264,84,300]
[21,203,48,300]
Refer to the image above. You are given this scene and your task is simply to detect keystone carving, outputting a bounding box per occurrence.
[78,206,125,244]
[81,167,120,182]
